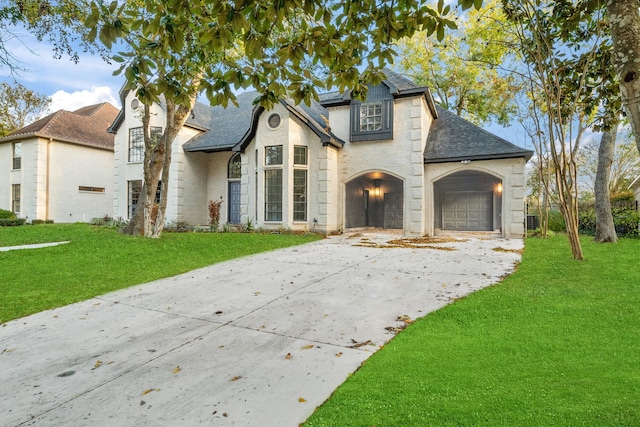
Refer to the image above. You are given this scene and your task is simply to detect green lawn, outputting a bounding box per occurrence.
[305,235,640,426]
[0,224,321,323]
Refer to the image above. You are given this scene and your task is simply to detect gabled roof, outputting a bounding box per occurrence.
[318,68,438,118]
[425,106,533,163]
[182,92,261,153]
[1,103,119,150]
[183,91,344,153]
[107,86,217,134]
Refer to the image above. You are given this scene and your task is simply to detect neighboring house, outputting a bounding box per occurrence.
[109,70,533,237]
[630,176,640,209]
[0,103,119,223]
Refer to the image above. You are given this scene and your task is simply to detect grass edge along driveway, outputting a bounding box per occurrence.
[0,224,321,323]
[305,235,640,427]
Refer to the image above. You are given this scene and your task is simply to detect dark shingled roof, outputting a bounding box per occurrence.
[183,92,259,152]
[425,106,533,163]
[319,68,438,117]
[184,91,344,153]
[1,103,119,150]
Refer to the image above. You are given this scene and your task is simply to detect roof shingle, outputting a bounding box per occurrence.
[425,106,533,163]
[2,103,119,150]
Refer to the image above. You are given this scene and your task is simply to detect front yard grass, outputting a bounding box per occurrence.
[305,235,640,426]
[0,223,321,323]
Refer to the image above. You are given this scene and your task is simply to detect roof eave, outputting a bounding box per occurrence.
[424,151,534,164]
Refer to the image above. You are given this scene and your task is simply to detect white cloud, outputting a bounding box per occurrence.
[49,86,120,112]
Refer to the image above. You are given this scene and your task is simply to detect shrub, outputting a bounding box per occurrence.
[45,219,54,224]
[547,210,566,232]
[31,219,45,225]
[578,193,640,237]
[0,218,26,226]
[0,209,16,220]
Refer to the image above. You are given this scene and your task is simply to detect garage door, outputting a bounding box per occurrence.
[442,191,492,231]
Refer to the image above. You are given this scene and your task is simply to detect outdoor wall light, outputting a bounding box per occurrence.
[496,183,503,193]
[461,159,471,164]
[373,179,382,197]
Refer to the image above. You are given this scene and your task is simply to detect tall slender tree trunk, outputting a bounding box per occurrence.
[594,124,618,243]
[607,0,640,154]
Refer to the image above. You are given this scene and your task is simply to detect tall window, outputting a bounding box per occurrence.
[128,127,162,162]
[128,180,142,218]
[12,142,21,170]
[265,170,282,221]
[128,180,162,218]
[11,184,20,214]
[293,146,308,222]
[360,102,383,131]
[264,145,283,221]
[293,170,307,221]
[228,153,241,179]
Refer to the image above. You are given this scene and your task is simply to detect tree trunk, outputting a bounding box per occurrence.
[607,0,640,154]
[594,124,618,243]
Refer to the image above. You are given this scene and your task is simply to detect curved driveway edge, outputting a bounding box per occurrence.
[0,233,523,426]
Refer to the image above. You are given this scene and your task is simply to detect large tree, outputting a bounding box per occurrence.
[85,0,479,237]
[607,0,640,154]
[396,0,520,126]
[0,82,50,137]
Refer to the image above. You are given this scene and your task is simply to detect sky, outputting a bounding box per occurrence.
[1,25,529,148]
[1,28,122,112]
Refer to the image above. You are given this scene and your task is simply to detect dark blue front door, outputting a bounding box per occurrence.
[228,180,241,224]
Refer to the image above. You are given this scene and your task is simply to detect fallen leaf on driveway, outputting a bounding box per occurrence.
[336,352,343,357]
[299,397,307,403]
[396,315,413,324]
[141,388,160,395]
[173,366,181,374]
[230,375,242,382]
[94,360,103,369]
[348,339,372,348]
[285,353,292,360]
[301,344,314,350]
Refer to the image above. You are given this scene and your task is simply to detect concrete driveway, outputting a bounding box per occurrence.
[0,233,523,426]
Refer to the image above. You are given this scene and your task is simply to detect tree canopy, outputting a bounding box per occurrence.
[0,82,50,137]
[396,0,520,126]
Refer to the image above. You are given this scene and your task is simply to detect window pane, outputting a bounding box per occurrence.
[265,145,283,165]
[12,143,21,169]
[264,169,282,221]
[360,102,383,131]
[11,184,20,213]
[294,146,307,165]
[128,128,144,162]
[293,169,307,221]
[128,180,142,218]
[228,153,241,179]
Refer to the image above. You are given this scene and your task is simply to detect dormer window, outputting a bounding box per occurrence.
[360,102,383,131]
[350,86,393,142]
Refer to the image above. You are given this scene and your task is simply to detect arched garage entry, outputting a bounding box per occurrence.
[345,172,404,229]
[434,170,502,232]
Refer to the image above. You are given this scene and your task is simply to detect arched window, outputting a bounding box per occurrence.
[228,153,241,179]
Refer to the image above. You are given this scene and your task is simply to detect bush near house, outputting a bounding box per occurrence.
[579,192,640,237]
[0,209,16,219]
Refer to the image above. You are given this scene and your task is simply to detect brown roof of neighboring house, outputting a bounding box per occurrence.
[2,103,120,150]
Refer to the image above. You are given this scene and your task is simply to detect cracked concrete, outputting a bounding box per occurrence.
[0,232,523,426]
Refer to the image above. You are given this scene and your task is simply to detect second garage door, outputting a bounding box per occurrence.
[442,191,493,231]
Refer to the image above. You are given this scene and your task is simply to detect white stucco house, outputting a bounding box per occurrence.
[109,70,533,237]
[0,103,119,223]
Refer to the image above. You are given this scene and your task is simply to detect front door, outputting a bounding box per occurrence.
[383,192,403,229]
[228,180,241,224]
